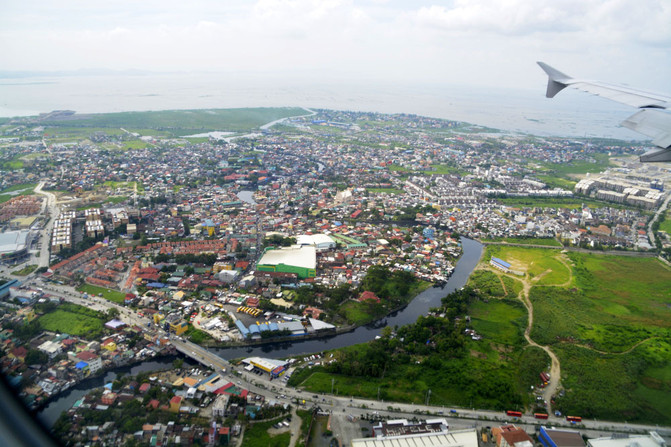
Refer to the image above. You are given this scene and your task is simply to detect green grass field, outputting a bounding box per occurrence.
[0,183,37,194]
[38,305,105,339]
[542,153,612,176]
[0,183,37,203]
[469,270,506,296]
[11,265,37,276]
[292,344,531,410]
[41,107,307,136]
[554,342,671,424]
[339,301,379,325]
[659,213,671,233]
[485,246,571,286]
[469,298,526,345]
[77,284,126,303]
[535,175,577,190]
[241,416,291,447]
[501,275,523,297]
[524,251,671,423]
[120,140,151,150]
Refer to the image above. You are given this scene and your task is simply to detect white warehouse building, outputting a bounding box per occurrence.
[296,234,336,251]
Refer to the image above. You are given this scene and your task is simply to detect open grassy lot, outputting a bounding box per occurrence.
[119,140,152,150]
[535,175,577,190]
[469,298,526,345]
[469,270,506,296]
[531,254,671,351]
[501,276,523,297]
[241,416,291,447]
[339,301,382,325]
[101,180,142,191]
[542,153,612,176]
[11,264,37,276]
[0,183,37,200]
[422,164,468,176]
[485,246,570,286]
[659,212,671,233]
[293,241,670,422]
[554,341,671,424]
[37,304,105,339]
[77,284,126,303]
[525,251,671,423]
[41,107,307,136]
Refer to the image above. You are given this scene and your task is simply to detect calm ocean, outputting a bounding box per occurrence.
[0,72,641,141]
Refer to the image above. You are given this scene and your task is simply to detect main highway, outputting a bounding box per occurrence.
[21,278,671,438]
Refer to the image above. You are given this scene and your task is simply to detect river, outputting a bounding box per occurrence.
[37,357,199,428]
[37,238,483,426]
[208,237,483,359]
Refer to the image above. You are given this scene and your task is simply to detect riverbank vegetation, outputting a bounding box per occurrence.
[290,288,535,410]
[282,266,429,326]
[290,246,671,424]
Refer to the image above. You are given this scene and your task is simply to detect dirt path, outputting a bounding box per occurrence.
[498,275,508,296]
[478,259,566,414]
[574,337,656,356]
[518,279,561,414]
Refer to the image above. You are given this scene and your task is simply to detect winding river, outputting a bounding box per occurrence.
[38,238,483,426]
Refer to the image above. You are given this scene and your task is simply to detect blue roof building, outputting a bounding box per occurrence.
[490,257,511,271]
[235,320,249,338]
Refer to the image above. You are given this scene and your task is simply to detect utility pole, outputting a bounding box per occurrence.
[426,389,431,406]
[331,378,335,394]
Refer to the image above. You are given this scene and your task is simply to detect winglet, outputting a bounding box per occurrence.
[537,61,572,98]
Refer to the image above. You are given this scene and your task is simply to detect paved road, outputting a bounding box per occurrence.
[170,337,671,436]
[21,280,671,437]
[33,182,59,269]
[648,192,671,244]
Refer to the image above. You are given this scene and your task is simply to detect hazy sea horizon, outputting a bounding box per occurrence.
[0,72,644,141]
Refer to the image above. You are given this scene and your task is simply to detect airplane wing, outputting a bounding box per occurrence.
[537,61,671,162]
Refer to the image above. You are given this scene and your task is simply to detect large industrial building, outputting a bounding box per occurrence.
[296,233,336,251]
[0,230,32,264]
[587,432,666,447]
[539,427,585,447]
[241,357,289,378]
[256,245,316,279]
[351,427,478,447]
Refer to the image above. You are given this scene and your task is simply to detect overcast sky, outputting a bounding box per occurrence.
[1,0,670,92]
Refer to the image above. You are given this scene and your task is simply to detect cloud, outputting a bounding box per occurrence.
[412,0,580,36]
[0,0,669,92]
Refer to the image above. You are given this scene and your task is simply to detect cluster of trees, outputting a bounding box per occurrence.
[325,288,477,378]
[361,265,416,306]
[263,234,296,247]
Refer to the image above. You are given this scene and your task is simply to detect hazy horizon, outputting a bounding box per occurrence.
[0,71,644,142]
